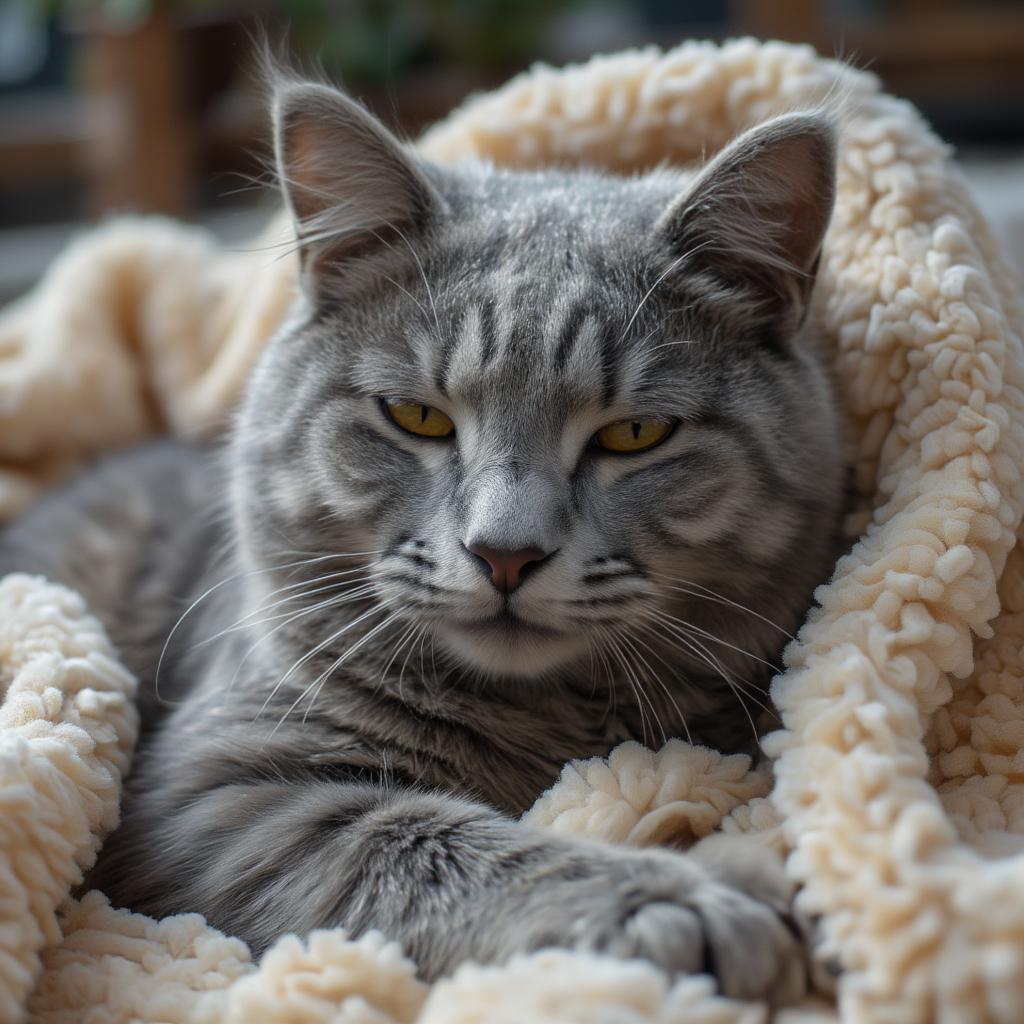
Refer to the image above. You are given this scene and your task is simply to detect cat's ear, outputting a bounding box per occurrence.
[273,80,445,294]
[655,112,836,330]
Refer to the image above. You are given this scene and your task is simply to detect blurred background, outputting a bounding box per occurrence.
[2,0,1023,303]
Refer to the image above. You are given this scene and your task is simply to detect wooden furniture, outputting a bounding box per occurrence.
[80,6,192,216]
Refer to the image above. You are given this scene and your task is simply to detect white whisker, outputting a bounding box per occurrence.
[398,623,428,704]
[154,550,379,707]
[254,604,384,723]
[651,572,795,639]
[617,240,713,344]
[622,624,693,745]
[651,607,779,672]
[224,585,379,694]
[643,611,772,738]
[299,613,402,725]
[197,578,377,651]
[380,619,421,689]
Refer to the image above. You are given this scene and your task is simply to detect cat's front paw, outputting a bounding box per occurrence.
[573,838,806,1005]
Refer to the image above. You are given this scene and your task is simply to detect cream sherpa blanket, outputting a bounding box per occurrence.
[2,37,1023,1024]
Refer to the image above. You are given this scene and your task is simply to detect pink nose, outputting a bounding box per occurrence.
[467,544,548,594]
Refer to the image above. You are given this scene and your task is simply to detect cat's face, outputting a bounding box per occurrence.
[232,81,844,691]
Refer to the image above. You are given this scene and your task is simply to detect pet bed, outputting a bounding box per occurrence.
[2,37,1023,1024]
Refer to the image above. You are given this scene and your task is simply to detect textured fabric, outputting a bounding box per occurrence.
[1,37,1022,1023]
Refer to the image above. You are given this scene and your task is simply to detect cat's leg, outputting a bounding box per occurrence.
[93,780,807,1004]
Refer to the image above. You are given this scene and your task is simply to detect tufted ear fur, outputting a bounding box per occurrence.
[273,80,445,297]
[656,112,837,331]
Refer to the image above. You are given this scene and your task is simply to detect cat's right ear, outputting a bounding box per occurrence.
[273,80,445,296]
[654,112,836,334]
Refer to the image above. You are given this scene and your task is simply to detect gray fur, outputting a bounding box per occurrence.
[0,79,846,1004]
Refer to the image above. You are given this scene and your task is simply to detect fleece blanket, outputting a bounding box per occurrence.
[2,37,1023,1024]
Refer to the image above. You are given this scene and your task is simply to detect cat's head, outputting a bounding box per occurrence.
[231,78,844,690]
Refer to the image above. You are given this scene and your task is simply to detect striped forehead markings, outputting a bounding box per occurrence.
[431,312,458,397]
[599,325,622,406]
[435,300,485,396]
[434,293,514,394]
[433,290,633,405]
[552,301,589,372]
[476,295,499,369]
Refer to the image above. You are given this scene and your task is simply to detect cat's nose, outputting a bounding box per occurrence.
[465,543,552,594]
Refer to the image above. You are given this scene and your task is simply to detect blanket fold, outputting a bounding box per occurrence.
[2,36,1023,1024]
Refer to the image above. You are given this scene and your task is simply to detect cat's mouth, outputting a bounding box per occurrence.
[436,606,588,677]
[459,609,562,638]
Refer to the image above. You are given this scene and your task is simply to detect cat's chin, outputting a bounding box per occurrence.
[437,617,589,679]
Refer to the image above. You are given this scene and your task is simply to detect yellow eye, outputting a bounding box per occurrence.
[383,399,455,438]
[595,419,673,453]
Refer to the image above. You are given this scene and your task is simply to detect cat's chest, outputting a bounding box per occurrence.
[291,678,636,815]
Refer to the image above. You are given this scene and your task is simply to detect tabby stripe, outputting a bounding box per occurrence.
[403,553,436,570]
[565,594,632,607]
[664,479,732,520]
[349,421,414,455]
[581,571,638,585]
[379,572,444,593]
[598,326,620,406]
[477,296,499,368]
[553,303,588,372]
[700,413,789,495]
[618,448,721,489]
[433,313,460,396]
[505,306,533,361]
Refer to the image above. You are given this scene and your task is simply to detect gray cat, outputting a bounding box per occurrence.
[0,76,845,1005]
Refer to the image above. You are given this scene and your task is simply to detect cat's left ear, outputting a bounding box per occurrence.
[273,79,446,295]
[655,112,836,331]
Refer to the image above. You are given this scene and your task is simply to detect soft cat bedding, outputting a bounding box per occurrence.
[1,36,1023,1024]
